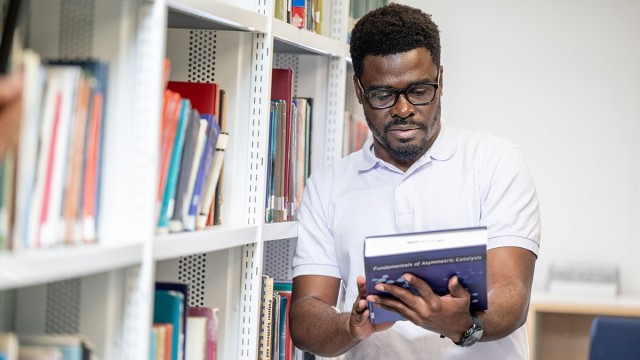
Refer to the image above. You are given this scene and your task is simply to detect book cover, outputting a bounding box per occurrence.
[153,323,173,360]
[19,334,94,360]
[61,74,90,245]
[169,110,201,233]
[364,227,488,325]
[185,316,207,360]
[155,282,189,360]
[158,98,191,233]
[188,307,218,360]
[154,289,185,360]
[149,327,157,360]
[157,90,183,219]
[265,101,281,223]
[259,276,275,360]
[272,100,287,222]
[12,50,45,250]
[180,118,208,232]
[49,60,109,244]
[273,281,293,360]
[197,132,228,230]
[17,346,63,360]
[0,332,18,360]
[211,89,228,226]
[185,114,219,231]
[166,81,218,118]
[271,69,293,222]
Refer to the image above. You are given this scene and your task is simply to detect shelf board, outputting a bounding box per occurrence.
[272,19,345,57]
[263,221,298,241]
[167,0,269,33]
[530,292,640,316]
[153,223,258,261]
[0,242,144,291]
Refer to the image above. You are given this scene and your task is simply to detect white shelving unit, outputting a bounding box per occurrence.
[0,0,351,359]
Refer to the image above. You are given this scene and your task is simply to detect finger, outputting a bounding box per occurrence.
[356,275,367,298]
[350,298,371,326]
[447,275,470,300]
[0,72,23,102]
[401,273,437,302]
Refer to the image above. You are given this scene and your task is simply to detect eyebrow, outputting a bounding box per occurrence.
[365,78,438,91]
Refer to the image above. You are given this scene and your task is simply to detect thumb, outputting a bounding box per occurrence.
[448,276,469,299]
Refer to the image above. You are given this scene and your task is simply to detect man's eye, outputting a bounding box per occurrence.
[372,91,394,101]
[409,86,432,97]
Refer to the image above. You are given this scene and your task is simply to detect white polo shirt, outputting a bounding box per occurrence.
[293,125,541,359]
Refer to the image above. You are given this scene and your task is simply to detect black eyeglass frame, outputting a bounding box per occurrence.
[356,71,441,110]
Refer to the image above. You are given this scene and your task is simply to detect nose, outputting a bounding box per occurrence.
[391,93,415,119]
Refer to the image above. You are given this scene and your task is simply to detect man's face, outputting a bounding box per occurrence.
[355,47,442,171]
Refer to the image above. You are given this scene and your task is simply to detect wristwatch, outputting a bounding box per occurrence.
[454,314,484,347]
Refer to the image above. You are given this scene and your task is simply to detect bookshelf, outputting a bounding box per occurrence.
[0,0,352,359]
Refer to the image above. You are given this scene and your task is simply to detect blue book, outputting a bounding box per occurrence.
[158,99,191,232]
[364,227,488,325]
[154,289,185,360]
[184,114,219,231]
[149,328,157,360]
[278,295,288,360]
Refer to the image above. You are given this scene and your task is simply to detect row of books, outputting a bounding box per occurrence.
[274,0,323,35]
[0,50,108,252]
[258,277,312,360]
[155,80,229,234]
[0,332,94,360]
[266,69,313,223]
[347,0,390,43]
[342,111,370,157]
[153,282,218,360]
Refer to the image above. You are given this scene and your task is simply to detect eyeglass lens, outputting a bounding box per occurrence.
[367,84,437,109]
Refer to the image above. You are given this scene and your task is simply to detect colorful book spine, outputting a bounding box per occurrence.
[158,99,191,233]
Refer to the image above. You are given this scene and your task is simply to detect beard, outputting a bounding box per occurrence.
[365,102,441,164]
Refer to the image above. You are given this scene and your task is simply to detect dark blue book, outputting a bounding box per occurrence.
[364,227,488,325]
[153,289,184,360]
[155,282,189,360]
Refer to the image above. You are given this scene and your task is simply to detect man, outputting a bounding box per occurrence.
[290,3,540,360]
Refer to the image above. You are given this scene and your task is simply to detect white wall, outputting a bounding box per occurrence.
[399,0,640,295]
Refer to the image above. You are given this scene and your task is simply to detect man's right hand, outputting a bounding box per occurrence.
[349,275,395,341]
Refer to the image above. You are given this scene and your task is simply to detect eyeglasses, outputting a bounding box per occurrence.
[357,72,440,110]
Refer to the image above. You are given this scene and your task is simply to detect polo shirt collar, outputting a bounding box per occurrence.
[357,124,457,172]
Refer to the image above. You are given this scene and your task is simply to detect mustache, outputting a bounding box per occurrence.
[384,118,426,132]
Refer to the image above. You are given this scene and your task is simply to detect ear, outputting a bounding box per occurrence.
[439,65,444,96]
[353,74,363,105]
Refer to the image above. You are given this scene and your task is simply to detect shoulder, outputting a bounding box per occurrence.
[448,127,519,153]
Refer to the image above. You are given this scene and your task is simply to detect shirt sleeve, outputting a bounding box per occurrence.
[480,146,541,255]
[292,171,342,279]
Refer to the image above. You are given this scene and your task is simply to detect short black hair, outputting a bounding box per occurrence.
[350,3,441,78]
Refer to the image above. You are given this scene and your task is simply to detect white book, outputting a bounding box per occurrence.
[13,50,45,250]
[39,65,81,248]
[17,346,63,360]
[196,133,229,230]
[185,316,207,360]
[0,332,18,360]
[27,66,60,248]
[182,119,208,232]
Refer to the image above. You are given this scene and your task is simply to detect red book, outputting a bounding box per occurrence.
[157,90,182,209]
[271,69,294,221]
[167,81,219,117]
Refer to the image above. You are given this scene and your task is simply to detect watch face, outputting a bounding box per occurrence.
[463,328,484,347]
